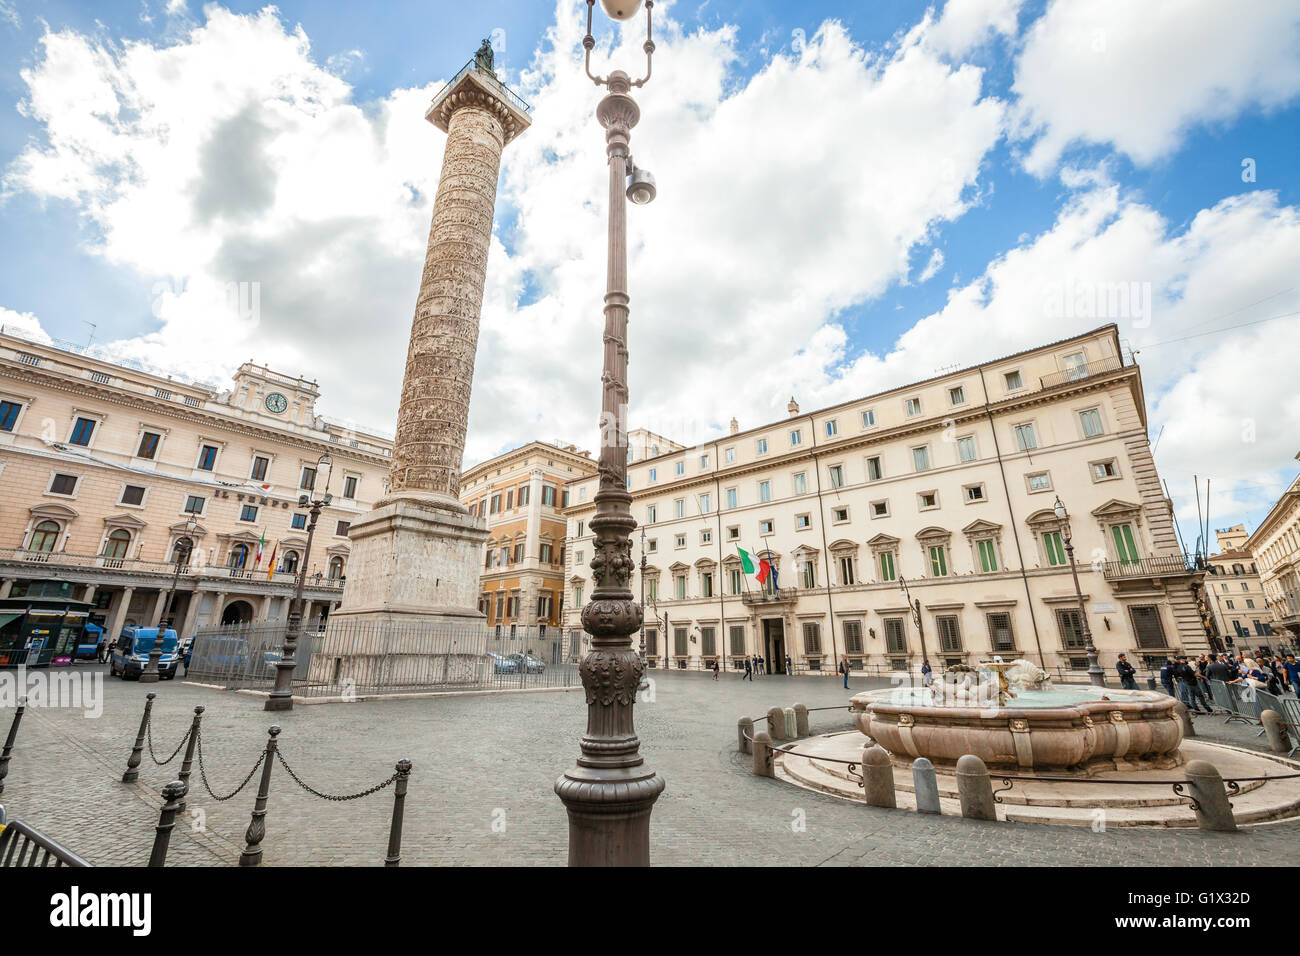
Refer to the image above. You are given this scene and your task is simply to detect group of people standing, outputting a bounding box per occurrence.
[739,653,794,681]
[1157,651,1300,714]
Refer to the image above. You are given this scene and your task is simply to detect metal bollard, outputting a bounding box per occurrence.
[766,706,786,741]
[175,705,205,812]
[860,744,895,808]
[238,725,281,867]
[149,781,188,867]
[752,731,774,777]
[737,716,753,754]
[794,703,809,737]
[913,757,941,814]
[955,754,996,821]
[385,758,412,867]
[1261,710,1291,755]
[122,693,157,784]
[1183,759,1236,832]
[0,695,27,797]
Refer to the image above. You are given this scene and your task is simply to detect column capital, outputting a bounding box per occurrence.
[426,65,533,145]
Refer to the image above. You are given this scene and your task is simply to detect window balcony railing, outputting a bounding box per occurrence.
[0,548,345,591]
[1038,354,1129,390]
[740,586,800,606]
[1102,553,1198,580]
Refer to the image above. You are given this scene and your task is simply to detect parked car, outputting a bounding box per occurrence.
[109,627,180,680]
[508,653,545,674]
[488,651,519,675]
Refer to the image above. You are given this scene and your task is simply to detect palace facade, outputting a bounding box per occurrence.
[1245,475,1300,641]
[562,324,1209,674]
[0,329,393,638]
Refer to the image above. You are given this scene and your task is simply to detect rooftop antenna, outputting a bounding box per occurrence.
[1165,478,1191,556]
[83,321,97,348]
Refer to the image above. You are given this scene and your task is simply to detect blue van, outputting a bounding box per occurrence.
[109,627,180,680]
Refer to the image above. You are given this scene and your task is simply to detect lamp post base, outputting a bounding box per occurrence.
[554,763,665,867]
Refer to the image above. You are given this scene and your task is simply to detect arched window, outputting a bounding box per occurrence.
[104,529,132,561]
[281,550,299,574]
[229,543,250,568]
[29,520,60,553]
[172,537,194,562]
[328,556,345,581]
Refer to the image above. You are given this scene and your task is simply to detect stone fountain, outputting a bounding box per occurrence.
[852,659,1184,775]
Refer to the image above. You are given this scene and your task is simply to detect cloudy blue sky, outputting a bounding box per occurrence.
[0,0,1298,546]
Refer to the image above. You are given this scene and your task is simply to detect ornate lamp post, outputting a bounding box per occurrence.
[555,0,664,867]
[638,527,649,677]
[1053,496,1106,687]
[266,453,334,712]
[897,575,929,677]
[141,514,197,683]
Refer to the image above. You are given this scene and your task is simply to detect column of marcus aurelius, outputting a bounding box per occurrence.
[328,55,531,666]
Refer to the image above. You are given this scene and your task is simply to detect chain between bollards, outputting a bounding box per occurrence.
[385,759,412,867]
[238,726,281,867]
[122,693,156,784]
[149,780,188,867]
[0,695,27,797]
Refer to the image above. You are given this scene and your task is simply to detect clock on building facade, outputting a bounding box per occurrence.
[264,392,288,414]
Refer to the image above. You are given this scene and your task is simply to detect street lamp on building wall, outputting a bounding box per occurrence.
[555,0,664,867]
[896,575,929,676]
[266,452,334,712]
[141,514,197,683]
[1053,495,1106,688]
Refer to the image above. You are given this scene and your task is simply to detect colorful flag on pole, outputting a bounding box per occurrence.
[266,543,278,580]
[756,556,772,585]
[737,546,755,575]
[254,528,265,567]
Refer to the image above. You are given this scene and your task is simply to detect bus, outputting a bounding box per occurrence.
[0,598,99,667]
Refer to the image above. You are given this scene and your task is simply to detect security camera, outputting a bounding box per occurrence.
[626,166,656,205]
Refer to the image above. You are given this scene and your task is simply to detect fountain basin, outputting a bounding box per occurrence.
[851,686,1184,775]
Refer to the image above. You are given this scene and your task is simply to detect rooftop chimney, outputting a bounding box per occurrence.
[787,397,799,417]
[729,417,739,435]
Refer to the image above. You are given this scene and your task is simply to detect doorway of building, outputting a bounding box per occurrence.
[221,600,254,626]
[762,618,786,674]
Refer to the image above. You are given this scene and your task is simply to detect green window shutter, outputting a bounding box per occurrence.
[979,540,998,572]
[930,546,947,576]
[1112,524,1138,563]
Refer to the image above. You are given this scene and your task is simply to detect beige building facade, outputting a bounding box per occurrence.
[1203,524,1273,649]
[563,325,1207,675]
[1245,474,1300,642]
[460,441,597,633]
[0,329,393,639]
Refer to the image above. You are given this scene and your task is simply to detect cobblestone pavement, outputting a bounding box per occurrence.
[1,667,1294,866]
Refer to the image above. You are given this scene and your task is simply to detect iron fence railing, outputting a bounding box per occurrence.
[428,59,532,119]
[1103,553,1198,580]
[739,587,800,606]
[186,619,580,699]
[1038,354,1129,390]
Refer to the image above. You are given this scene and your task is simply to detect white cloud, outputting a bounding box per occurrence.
[924,0,1023,58]
[0,307,52,344]
[917,248,945,282]
[1013,0,1300,174]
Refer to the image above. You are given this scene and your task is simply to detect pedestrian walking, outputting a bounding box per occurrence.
[1159,657,1176,697]
[1116,653,1137,690]
[742,656,753,682]
[1283,654,1299,696]
[785,654,792,676]
[1175,657,1213,714]
[839,656,849,690]
[758,654,766,676]
[97,635,110,664]
[920,660,933,688]
[712,658,719,681]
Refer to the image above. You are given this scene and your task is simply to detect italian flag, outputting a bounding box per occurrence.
[737,546,772,585]
[254,528,266,567]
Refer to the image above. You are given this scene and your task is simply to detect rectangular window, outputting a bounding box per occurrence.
[196,445,218,471]
[838,555,855,586]
[542,485,557,506]
[646,579,657,601]
[1043,531,1066,566]
[800,560,816,588]
[518,485,530,507]
[136,431,161,460]
[844,621,864,654]
[1027,472,1051,492]
[700,454,710,469]
[675,461,685,475]
[701,529,713,545]
[796,513,811,530]
[879,551,896,582]
[240,504,258,522]
[1014,424,1037,451]
[936,615,962,652]
[1129,605,1168,649]
[828,465,844,488]
[700,493,712,514]
[977,539,998,572]
[300,466,317,489]
[1004,370,1023,390]
[726,488,738,509]
[912,446,930,471]
[825,420,838,437]
[729,625,745,655]
[184,495,205,515]
[674,576,687,600]
[949,385,965,405]
[343,475,358,499]
[759,480,771,503]
[250,456,270,481]
[965,484,986,502]
[790,429,802,447]
[674,534,686,549]
[1079,408,1104,437]
[0,400,21,431]
[49,473,78,496]
[1112,523,1140,563]
[120,484,146,506]
[648,468,657,483]
[802,622,822,654]
[647,505,657,523]
[918,491,938,509]
[866,456,883,481]
[832,506,848,523]
[291,513,307,530]
[727,525,739,541]
[1056,608,1086,649]
[756,438,768,454]
[701,573,714,598]
[793,473,807,495]
[725,447,735,464]
[70,417,96,446]
[987,612,1016,652]
[700,626,716,656]
[729,568,743,594]
[905,398,922,417]
[759,519,774,535]
[507,489,515,510]
[674,627,689,656]
[1092,459,1119,480]
[883,618,906,654]
[928,546,948,577]
[540,543,553,563]
[957,436,977,462]
[674,498,685,519]
[335,520,351,537]
[861,409,876,428]
[871,500,889,518]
